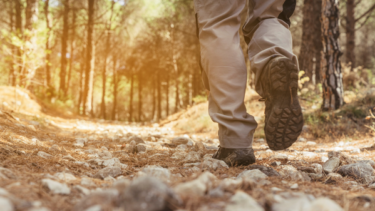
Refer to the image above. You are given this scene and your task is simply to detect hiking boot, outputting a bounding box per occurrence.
[212,147,256,167]
[261,57,304,151]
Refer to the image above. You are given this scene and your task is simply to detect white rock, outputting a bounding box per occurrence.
[321,156,329,162]
[307,197,343,211]
[142,166,171,182]
[201,157,228,171]
[37,151,53,159]
[41,179,71,195]
[94,167,122,179]
[298,137,306,142]
[84,205,102,211]
[323,157,340,173]
[350,149,360,154]
[183,151,201,163]
[306,141,316,145]
[327,173,343,181]
[272,195,312,211]
[271,187,283,192]
[74,185,91,195]
[28,207,51,211]
[174,172,216,197]
[54,173,76,182]
[176,144,188,151]
[171,152,188,160]
[225,191,264,211]
[311,163,323,174]
[0,197,13,211]
[237,169,268,181]
[219,178,243,192]
[271,154,288,162]
[256,138,265,143]
[290,183,298,189]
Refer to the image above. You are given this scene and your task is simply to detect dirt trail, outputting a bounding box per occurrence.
[0,88,374,211]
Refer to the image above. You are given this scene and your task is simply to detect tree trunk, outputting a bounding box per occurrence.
[14,0,22,86]
[138,71,142,122]
[100,0,115,119]
[299,0,322,85]
[44,0,52,91]
[166,73,169,116]
[151,77,156,121]
[23,0,38,87]
[321,0,344,111]
[346,0,355,71]
[7,0,16,86]
[157,70,162,120]
[60,0,70,97]
[83,0,95,116]
[174,67,179,113]
[67,6,76,97]
[112,56,118,120]
[129,73,134,122]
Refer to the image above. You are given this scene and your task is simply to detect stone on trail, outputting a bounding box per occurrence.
[141,166,171,182]
[84,205,102,211]
[202,157,229,171]
[270,154,288,162]
[135,144,147,153]
[94,167,122,180]
[307,198,343,211]
[219,178,243,192]
[176,144,188,151]
[247,165,280,177]
[272,194,313,211]
[37,151,53,159]
[171,136,194,146]
[118,176,181,211]
[337,162,375,184]
[183,151,201,163]
[28,207,51,211]
[174,172,217,197]
[74,185,91,195]
[129,136,145,144]
[279,165,309,182]
[41,179,71,195]
[225,191,264,211]
[237,169,268,182]
[0,197,14,211]
[323,157,340,173]
[54,172,77,182]
[327,173,343,181]
[73,189,119,211]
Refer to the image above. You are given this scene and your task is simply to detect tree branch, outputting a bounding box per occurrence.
[355,3,375,22]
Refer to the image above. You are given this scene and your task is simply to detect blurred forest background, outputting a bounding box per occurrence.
[0,0,374,122]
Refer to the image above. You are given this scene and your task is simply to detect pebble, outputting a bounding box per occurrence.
[81,178,96,187]
[201,157,229,171]
[54,172,77,182]
[219,178,243,192]
[118,176,181,211]
[306,141,316,145]
[225,191,264,211]
[74,185,91,195]
[350,149,360,154]
[337,162,375,184]
[237,169,268,182]
[136,144,147,153]
[323,157,340,173]
[256,138,264,142]
[308,197,344,211]
[183,151,201,163]
[270,154,288,162]
[93,167,122,180]
[171,137,194,146]
[174,172,217,197]
[141,166,171,182]
[41,179,71,195]
[290,183,298,189]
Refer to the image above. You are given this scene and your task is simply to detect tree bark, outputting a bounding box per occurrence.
[346,0,356,71]
[129,73,134,122]
[7,0,16,86]
[157,69,162,120]
[67,5,77,97]
[100,0,115,119]
[138,71,142,122]
[83,0,95,115]
[112,56,118,120]
[44,0,52,90]
[321,0,344,111]
[299,0,323,85]
[14,0,22,86]
[166,72,169,116]
[23,0,38,87]
[60,0,70,97]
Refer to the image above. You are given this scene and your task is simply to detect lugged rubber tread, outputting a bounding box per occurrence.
[263,57,304,151]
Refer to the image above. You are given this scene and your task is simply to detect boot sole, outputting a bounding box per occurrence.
[264,58,303,151]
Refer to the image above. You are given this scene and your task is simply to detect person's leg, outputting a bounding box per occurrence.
[243,0,303,150]
[195,0,257,165]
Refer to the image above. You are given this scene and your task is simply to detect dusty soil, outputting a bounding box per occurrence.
[0,86,374,211]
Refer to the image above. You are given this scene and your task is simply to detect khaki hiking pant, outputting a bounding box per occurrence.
[195,0,297,148]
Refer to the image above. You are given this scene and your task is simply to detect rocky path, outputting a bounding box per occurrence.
[0,110,375,211]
